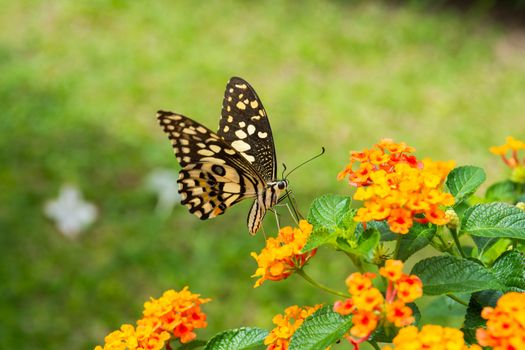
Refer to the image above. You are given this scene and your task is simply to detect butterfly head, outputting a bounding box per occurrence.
[267,179,288,206]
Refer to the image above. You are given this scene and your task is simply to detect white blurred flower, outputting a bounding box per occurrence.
[145,168,180,216]
[44,184,98,238]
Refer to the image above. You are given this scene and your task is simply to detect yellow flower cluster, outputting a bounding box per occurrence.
[382,325,482,350]
[476,292,525,350]
[95,287,210,350]
[251,220,316,287]
[490,136,525,183]
[338,139,455,234]
[264,304,324,350]
[333,260,423,347]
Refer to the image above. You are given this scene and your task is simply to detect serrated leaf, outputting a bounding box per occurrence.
[485,180,518,202]
[302,227,333,253]
[396,224,436,261]
[446,166,486,205]
[204,327,268,350]
[307,194,351,230]
[491,250,525,292]
[461,202,525,239]
[288,306,352,350]
[411,256,502,295]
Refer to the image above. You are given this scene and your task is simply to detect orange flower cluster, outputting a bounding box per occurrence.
[95,287,210,350]
[264,304,324,350]
[490,136,525,168]
[338,139,455,234]
[251,220,316,287]
[382,325,482,350]
[333,260,422,347]
[490,136,525,184]
[476,292,525,350]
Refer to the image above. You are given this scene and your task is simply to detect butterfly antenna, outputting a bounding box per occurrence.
[281,163,288,180]
[284,147,326,180]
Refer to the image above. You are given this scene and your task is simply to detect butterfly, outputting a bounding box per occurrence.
[157,77,287,235]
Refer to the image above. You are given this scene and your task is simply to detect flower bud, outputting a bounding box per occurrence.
[510,166,525,184]
[445,208,459,230]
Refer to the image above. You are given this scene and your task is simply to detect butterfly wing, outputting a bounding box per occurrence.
[157,110,265,220]
[218,77,277,182]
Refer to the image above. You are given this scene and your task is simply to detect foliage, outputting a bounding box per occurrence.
[96,137,525,349]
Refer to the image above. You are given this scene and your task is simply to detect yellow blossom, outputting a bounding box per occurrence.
[264,304,325,350]
[338,139,454,234]
[251,220,316,287]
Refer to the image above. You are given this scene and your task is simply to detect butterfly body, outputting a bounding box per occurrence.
[157,77,286,234]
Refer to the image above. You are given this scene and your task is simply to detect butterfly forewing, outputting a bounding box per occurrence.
[218,77,277,181]
[157,110,264,220]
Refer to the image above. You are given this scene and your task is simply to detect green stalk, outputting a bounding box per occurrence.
[446,293,469,306]
[296,269,351,298]
[450,228,467,258]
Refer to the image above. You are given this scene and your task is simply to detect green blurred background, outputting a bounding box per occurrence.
[1,1,524,349]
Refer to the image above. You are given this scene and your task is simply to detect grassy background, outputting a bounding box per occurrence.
[1,1,524,349]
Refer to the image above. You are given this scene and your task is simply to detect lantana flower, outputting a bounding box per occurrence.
[476,291,525,350]
[338,139,455,234]
[95,287,210,349]
[333,260,423,348]
[264,304,324,350]
[382,325,482,350]
[490,136,525,183]
[251,220,316,287]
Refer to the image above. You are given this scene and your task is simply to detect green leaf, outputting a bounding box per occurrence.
[462,290,502,344]
[485,180,518,202]
[446,166,486,205]
[472,236,498,254]
[175,340,207,350]
[356,221,397,241]
[288,305,352,350]
[204,327,268,350]
[491,250,525,292]
[356,228,380,258]
[396,224,436,261]
[478,238,512,265]
[411,256,502,295]
[302,227,333,253]
[307,194,352,231]
[461,202,525,239]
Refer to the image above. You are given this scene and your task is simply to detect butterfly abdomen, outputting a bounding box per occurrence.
[246,180,288,235]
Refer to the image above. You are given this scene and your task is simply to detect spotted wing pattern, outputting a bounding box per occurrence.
[218,77,277,182]
[157,110,265,220]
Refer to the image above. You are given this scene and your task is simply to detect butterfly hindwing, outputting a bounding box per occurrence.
[218,77,277,182]
[157,110,264,219]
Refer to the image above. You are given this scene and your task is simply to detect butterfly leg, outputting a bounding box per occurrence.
[269,207,281,232]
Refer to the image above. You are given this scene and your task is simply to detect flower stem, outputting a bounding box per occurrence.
[450,228,467,258]
[297,269,351,298]
[343,251,365,272]
[446,293,469,306]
